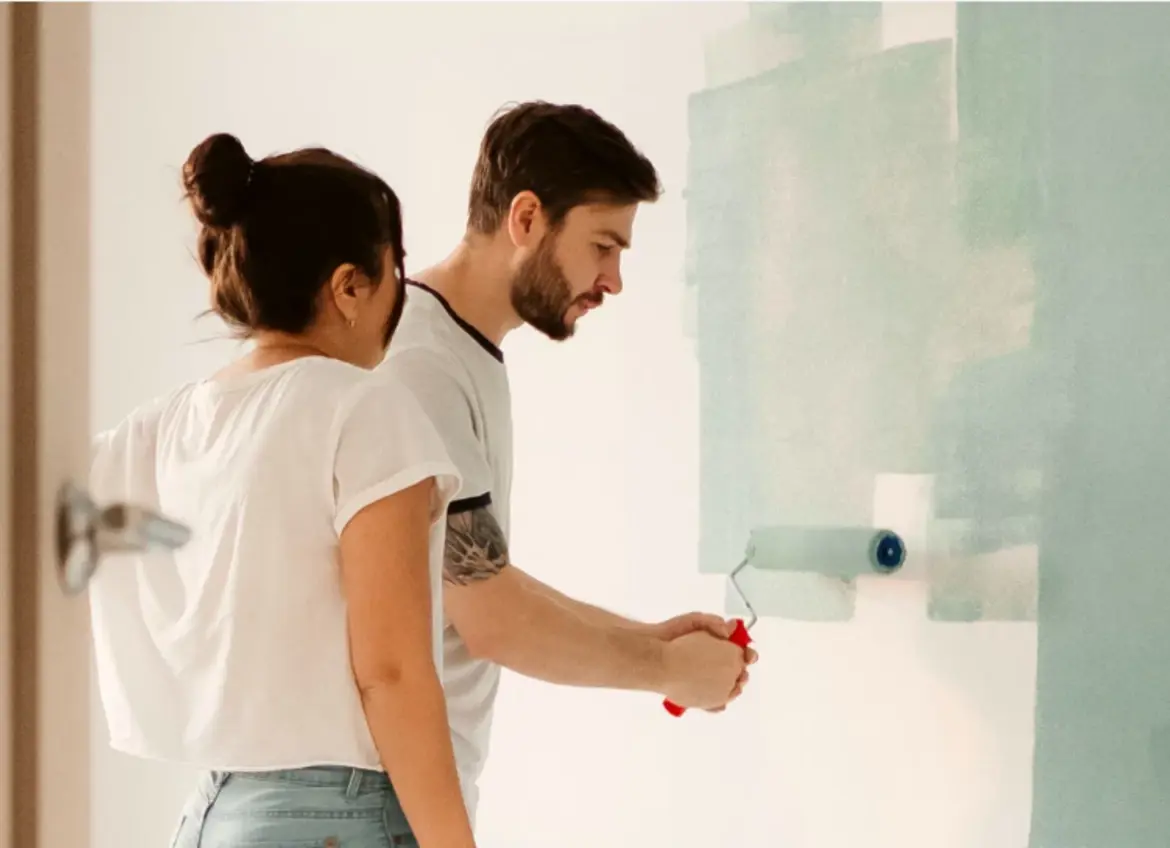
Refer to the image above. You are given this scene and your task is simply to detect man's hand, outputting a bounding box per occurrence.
[659,631,747,711]
[647,612,733,642]
[649,613,758,712]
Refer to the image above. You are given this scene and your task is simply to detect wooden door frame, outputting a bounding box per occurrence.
[4,5,93,848]
[0,4,13,838]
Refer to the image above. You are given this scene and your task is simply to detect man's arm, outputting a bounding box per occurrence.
[443,505,670,691]
[510,568,646,631]
[511,564,743,647]
[385,347,744,699]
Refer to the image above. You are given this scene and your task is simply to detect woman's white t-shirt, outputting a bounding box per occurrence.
[88,356,461,771]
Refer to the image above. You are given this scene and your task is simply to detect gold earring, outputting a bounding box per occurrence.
[348,317,356,329]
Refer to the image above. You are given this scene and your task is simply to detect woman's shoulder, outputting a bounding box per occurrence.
[289,356,412,408]
[96,381,199,443]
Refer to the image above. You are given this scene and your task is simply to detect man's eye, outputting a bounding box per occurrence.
[595,244,613,255]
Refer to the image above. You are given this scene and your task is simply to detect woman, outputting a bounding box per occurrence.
[88,133,477,848]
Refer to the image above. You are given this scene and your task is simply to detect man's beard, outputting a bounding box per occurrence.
[509,235,597,341]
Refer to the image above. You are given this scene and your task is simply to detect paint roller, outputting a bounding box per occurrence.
[663,526,906,717]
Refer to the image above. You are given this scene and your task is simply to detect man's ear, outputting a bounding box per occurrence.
[506,191,548,249]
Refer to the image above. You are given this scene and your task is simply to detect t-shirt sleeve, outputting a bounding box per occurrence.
[332,372,464,536]
[89,428,120,503]
[89,396,167,507]
[382,347,495,516]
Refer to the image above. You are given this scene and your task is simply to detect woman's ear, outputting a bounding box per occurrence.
[328,263,364,325]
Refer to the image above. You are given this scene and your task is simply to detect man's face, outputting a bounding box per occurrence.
[509,202,637,341]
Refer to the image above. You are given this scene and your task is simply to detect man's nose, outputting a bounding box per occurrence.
[598,271,622,296]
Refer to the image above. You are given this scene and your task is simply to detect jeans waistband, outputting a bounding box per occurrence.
[211,766,391,798]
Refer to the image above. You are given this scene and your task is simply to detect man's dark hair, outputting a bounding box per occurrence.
[466,101,662,235]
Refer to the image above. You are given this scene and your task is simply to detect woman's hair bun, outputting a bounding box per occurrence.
[182,133,254,229]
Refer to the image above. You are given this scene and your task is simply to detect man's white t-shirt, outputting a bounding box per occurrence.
[88,356,461,771]
[381,281,514,818]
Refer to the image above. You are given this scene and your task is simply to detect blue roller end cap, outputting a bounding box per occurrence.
[873,531,906,572]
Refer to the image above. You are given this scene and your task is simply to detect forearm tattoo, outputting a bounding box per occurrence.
[444,506,510,586]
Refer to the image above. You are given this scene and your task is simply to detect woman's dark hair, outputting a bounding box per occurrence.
[181,133,405,336]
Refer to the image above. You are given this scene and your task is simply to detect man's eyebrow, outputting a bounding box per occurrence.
[596,228,630,250]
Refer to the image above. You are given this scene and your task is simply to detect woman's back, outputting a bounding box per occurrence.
[90,132,479,848]
[90,357,451,771]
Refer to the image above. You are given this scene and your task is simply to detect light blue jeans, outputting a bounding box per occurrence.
[172,766,417,848]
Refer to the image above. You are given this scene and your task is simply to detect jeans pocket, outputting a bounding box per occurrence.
[202,817,346,848]
[204,828,342,848]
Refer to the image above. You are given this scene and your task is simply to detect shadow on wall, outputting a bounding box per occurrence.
[687,3,1170,845]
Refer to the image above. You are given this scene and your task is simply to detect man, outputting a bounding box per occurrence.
[382,101,756,820]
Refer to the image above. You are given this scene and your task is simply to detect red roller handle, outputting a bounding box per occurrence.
[663,618,753,717]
